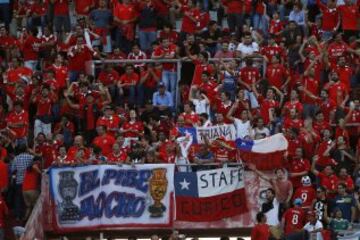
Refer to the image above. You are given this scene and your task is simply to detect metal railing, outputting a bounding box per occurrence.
[86,57,266,108]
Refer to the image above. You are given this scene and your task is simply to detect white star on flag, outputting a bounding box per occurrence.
[179,178,190,190]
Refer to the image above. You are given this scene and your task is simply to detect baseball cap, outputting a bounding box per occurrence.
[293,198,302,206]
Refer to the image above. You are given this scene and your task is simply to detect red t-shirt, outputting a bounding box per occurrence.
[159,30,179,43]
[181,6,200,33]
[284,118,304,131]
[259,97,279,124]
[54,0,69,16]
[23,163,41,191]
[22,35,41,61]
[96,115,121,136]
[50,64,69,89]
[98,70,119,86]
[93,134,116,155]
[292,186,316,208]
[261,45,285,62]
[338,175,354,191]
[140,69,162,88]
[106,150,128,163]
[0,161,8,191]
[338,4,359,30]
[113,2,137,21]
[251,223,271,240]
[192,61,214,85]
[68,45,94,72]
[153,44,177,71]
[269,19,284,36]
[327,41,348,68]
[6,110,29,138]
[301,76,319,104]
[325,81,348,106]
[287,158,310,188]
[283,100,304,117]
[266,64,289,88]
[119,72,140,85]
[34,95,56,116]
[317,0,338,31]
[239,66,261,86]
[75,0,94,15]
[283,207,306,235]
[222,0,242,14]
[319,99,337,122]
[318,172,339,193]
[121,121,144,138]
[180,112,200,127]
[335,65,352,92]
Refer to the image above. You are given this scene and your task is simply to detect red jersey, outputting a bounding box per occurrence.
[113,2,138,21]
[121,121,144,138]
[22,35,41,61]
[127,51,147,69]
[318,99,337,122]
[338,175,354,191]
[283,100,304,117]
[6,110,29,138]
[23,162,41,191]
[96,115,121,136]
[119,72,139,85]
[266,64,289,88]
[181,6,201,33]
[325,81,348,106]
[222,0,242,14]
[338,4,359,30]
[0,161,8,191]
[199,79,218,103]
[67,146,90,160]
[287,137,302,158]
[327,41,348,68]
[140,68,162,88]
[269,19,284,35]
[317,0,338,31]
[74,0,94,15]
[152,44,177,71]
[251,223,271,240]
[261,45,285,62]
[283,207,306,235]
[239,66,261,86]
[259,97,279,124]
[159,30,179,43]
[93,134,116,155]
[192,61,214,85]
[50,64,68,89]
[292,186,316,209]
[34,94,56,116]
[318,172,339,193]
[301,76,319,104]
[287,158,310,188]
[179,112,200,127]
[68,45,95,71]
[335,65,352,92]
[53,0,69,16]
[284,118,304,131]
[98,70,119,86]
[106,150,127,163]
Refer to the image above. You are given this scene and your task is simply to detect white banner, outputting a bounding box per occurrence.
[197,124,236,143]
[49,164,175,229]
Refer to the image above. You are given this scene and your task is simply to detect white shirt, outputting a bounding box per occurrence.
[253,126,270,137]
[191,99,210,115]
[265,198,280,226]
[303,221,323,240]
[234,118,252,139]
[236,42,259,56]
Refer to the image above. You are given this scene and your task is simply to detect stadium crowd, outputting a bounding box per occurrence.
[0,0,358,239]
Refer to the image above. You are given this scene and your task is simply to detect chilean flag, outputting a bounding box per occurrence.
[175,167,247,221]
[235,133,289,170]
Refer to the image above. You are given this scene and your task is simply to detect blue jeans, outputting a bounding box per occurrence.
[253,14,269,36]
[14,184,25,220]
[123,86,136,106]
[162,70,177,100]
[227,13,243,33]
[115,27,132,54]
[138,30,157,52]
[54,15,71,33]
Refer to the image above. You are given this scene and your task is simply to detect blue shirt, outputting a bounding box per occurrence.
[0,0,10,3]
[89,9,112,28]
[11,153,34,184]
[289,10,305,26]
[153,91,173,107]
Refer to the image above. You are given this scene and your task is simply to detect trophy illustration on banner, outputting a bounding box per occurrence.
[148,168,168,218]
[58,171,80,223]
